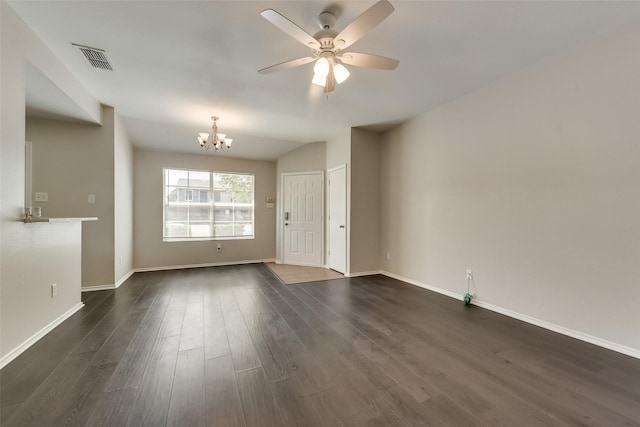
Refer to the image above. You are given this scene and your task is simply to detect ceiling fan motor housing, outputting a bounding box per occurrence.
[318,10,336,30]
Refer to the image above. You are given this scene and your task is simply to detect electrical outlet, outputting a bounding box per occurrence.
[217,243,222,252]
[51,283,57,297]
[466,269,473,279]
[88,194,95,204]
[119,256,123,266]
[35,192,48,202]
[386,252,391,260]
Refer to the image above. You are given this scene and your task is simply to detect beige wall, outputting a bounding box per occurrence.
[379,28,640,353]
[133,150,276,268]
[350,128,381,274]
[275,142,326,262]
[26,108,116,288]
[326,130,350,170]
[114,112,134,282]
[1,3,100,362]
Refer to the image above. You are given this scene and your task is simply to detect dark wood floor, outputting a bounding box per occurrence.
[1,264,639,426]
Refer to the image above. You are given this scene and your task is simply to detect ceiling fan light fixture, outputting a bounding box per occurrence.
[333,63,350,84]
[259,1,399,94]
[314,57,330,77]
[312,73,327,87]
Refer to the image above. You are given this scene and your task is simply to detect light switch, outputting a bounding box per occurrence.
[35,192,48,202]
[88,194,95,204]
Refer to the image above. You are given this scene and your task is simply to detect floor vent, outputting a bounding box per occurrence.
[72,43,114,71]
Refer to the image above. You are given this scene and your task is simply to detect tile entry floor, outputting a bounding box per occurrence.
[265,262,343,284]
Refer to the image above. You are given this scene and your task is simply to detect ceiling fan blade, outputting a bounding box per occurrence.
[334,0,394,50]
[340,52,399,70]
[258,57,316,74]
[261,9,321,50]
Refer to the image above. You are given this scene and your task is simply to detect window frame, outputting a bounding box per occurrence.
[162,168,255,242]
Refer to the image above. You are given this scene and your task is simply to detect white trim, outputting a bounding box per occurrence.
[82,284,117,292]
[327,164,348,275]
[115,269,135,288]
[0,302,85,369]
[25,141,33,209]
[133,258,276,273]
[381,270,461,300]
[346,270,382,278]
[472,299,640,360]
[380,270,640,360]
[81,269,136,292]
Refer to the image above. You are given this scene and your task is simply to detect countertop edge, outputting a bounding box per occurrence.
[23,217,98,223]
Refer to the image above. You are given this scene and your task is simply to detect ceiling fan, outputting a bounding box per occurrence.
[258,0,399,93]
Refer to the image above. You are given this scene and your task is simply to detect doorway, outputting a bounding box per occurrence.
[282,172,324,267]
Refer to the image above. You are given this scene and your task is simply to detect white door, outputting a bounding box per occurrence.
[283,172,323,266]
[328,166,347,273]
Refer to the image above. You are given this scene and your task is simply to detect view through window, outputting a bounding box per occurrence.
[163,168,254,240]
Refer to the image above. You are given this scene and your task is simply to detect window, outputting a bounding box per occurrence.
[163,168,254,240]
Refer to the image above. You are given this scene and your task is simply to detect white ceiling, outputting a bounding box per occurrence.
[11,1,640,160]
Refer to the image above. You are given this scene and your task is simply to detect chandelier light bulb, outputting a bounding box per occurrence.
[314,57,330,77]
[312,73,326,87]
[333,63,350,84]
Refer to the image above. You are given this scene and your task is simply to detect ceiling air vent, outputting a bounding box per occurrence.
[72,43,114,71]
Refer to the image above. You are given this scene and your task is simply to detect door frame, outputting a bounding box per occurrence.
[327,164,348,274]
[280,171,324,266]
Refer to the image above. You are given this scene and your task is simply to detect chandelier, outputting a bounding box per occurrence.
[197,116,233,152]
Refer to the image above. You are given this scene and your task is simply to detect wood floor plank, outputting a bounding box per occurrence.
[309,388,368,426]
[223,310,262,373]
[45,360,119,426]
[422,393,487,427]
[104,292,169,392]
[166,347,206,427]
[3,352,95,427]
[0,402,21,425]
[157,303,186,338]
[179,302,204,351]
[85,387,138,427]
[203,303,230,360]
[126,336,180,427]
[270,378,327,427]
[236,368,286,427]
[204,355,245,427]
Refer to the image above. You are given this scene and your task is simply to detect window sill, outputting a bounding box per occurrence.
[163,236,254,243]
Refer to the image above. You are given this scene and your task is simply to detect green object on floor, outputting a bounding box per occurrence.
[463,293,473,305]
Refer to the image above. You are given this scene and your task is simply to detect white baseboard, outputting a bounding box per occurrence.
[0,302,85,370]
[115,269,135,288]
[346,270,382,278]
[82,269,136,292]
[133,258,276,273]
[81,284,116,292]
[381,270,462,300]
[379,270,640,360]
